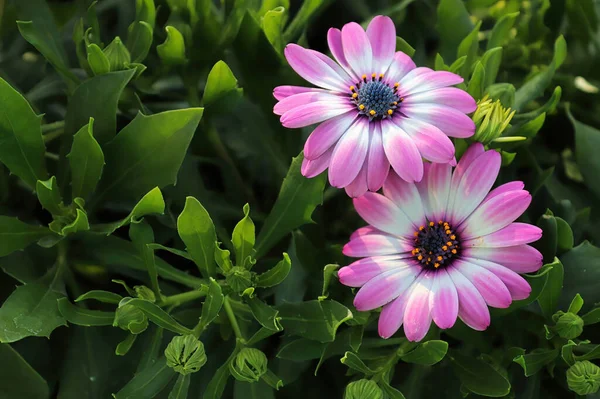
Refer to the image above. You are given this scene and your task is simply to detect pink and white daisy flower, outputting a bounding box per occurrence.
[337,143,543,341]
[273,15,477,197]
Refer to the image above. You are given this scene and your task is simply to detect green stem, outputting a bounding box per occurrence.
[224,295,244,342]
[159,288,207,307]
[42,120,65,133]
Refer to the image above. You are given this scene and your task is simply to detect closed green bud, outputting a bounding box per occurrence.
[567,360,600,395]
[230,348,268,383]
[134,285,156,302]
[103,36,131,71]
[165,335,207,375]
[344,379,384,399]
[555,312,584,339]
[113,304,148,334]
[226,266,253,293]
[472,95,517,145]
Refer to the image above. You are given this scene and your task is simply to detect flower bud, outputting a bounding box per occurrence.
[344,379,384,399]
[165,335,207,375]
[134,285,156,302]
[113,304,148,334]
[103,36,131,71]
[567,360,600,395]
[472,95,516,145]
[226,266,253,293]
[555,312,584,339]
[229,348,268,382]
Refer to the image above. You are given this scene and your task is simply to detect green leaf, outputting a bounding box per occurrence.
[203,60,242,106]
[87,43,111,75]
[95,108,203,203]
[75,290,123,304]
[276,338,328,361]
[283,0,329,40]
[555,217,574,253]
[67,117,104,201]
[560,242,600,311]
[457,21,481,78]
[57,298,115,326]
[486,83,516,108]
[396,37,415,57]
[204,344,242,399]
[340,351,376,375]
[65,69,135,144]
[582,308,600,325]
[492,263,554,316]
[0,217,49,257]
[319,264,339,300]
[467,62,485,100]
[262,7,286,54]
[135,0,156,28]
[129,220,161,298]
[514,36,566,111]
[232,203,255,268]
[127,21,153,63]
[157,26,187,66]
[567,105,600,198]
[98,187,165,235]
[537,257,564,319]
[277,300,353,343]
[536,210,558,263]
[256,253,291,288]
[0,77,48,188]
[451,352,511,397]
[436,0,474,62]
[513,349,558,377]
[481,47,502,88]
[113,359,175,399]
[487,12,520,50]
[61,208,90,236]
[255,153,325,258]
[0,343,49,399]
[197,278,224,332]
[513,86,561,124]
[177,196,217,278]
[121,298,193,335]
[247,296,282,332]
[378,381,406,399]
[400,340,449,366]
[568,293,584,314]
[168,374,191,399]
[561,340,577,366]
[234,380,275,399]
[36,176,63,216]
[148,244,192,261]
[574,344,600,361]
[116,333,137,356]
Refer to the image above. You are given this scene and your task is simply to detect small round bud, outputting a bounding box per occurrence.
[226,266,253,293]
[134,285,156,302]
[165,335,207,375]
[229,348,268,383]
[472,95,516,145]
[102,36,131,71]
[113,304,148,334]
[555,312,584,339]
[344,379,384,399]
[567,360,600,395]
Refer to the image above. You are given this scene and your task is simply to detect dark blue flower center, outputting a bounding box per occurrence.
[350,74,402,121]
[412,221,461,270]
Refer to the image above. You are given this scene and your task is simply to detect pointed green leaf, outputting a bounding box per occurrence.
[513,349,558,376]
[0,343,49,399]
[437,0,474,62]
[203,60,242,106]
[127,21,153,63]
[568,293,584,314]
[87,43,111,75]
[57,298,115,326]
[0,217,49,256]
[169,374,191,399]
[400,340,449,366]
[204,345,241,399]
[157,26,187,66]
[135,0,156,28]
[113,359,175,399]
[98,187,165,235]
[457,21,481,78]
[232,203,255,268]
[247,296,282,332]
[537,257,564,319]
[36,176,63,216]
[482,47,503,88]
[396,37,415,57]
[378,381,406,399]
[319,264,340,300]
[121,298,193,335]
[567,105,600,198]
[61,208,90,236]
[256,253,291,288]
[129,220,161,298]
[197,278,224,332]
[214,243,233,274]
[67,117,104,200]
[582,307,600,325]
[467,62,485,100]
[76,290,123,304]
[340,352,376,375]
[450,352,511,397]
[262,7,285,54]
[116,333,137,356]
[177,196,217,278]
[487,12,519,50]
[277,300,353,343]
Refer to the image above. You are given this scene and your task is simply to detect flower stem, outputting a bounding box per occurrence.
[224,295,245,342]
[160,288,207,307]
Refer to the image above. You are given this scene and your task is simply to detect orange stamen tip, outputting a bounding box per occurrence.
[400,97,405,102]
[369,110,376,116]
[429,221,435,226]
[451,235,456,240]
[418,255,423,260]
[434,263,440,268]
[362,74,367,79]
[350,85,355,91]
[419,226,425,231]
[394,82,399,87]
[352,93,358,98]
[414,231,419,236]
[442,246,448,251]
[359,104,365,110]
[387,109,393,115]
[445,230,451,235]
[451,249,457,254]
[447,241,453,246]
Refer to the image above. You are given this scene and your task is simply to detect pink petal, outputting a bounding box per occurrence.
[403,272,434,342]
[308,49,354,87]
[354,267,419,311]
[464,223,542,248]
[401,87,477,114]
[468,258,532,300]
[350,226,381,240]
[304,111,356,160]
[460,190,532,239]
[353,192,414,236]
[301,147,332,178]
[341,22,372,77]
[382,171,427,227]
[280,101,354,128]
[384,52,417,84]
[429,269,459,329]
[416,162,452,223]
[343,233,413,257]
[483,181,525,204]
[284,44,348,91]
[448,150,501,225]
[273,86,328,101]
[366,16,396,73]
[329,118,369,187]
[399,70,464,96]
[399,118,455,164]
[381,119,424,183]
[451,143,485,187]
[366,123,390,191]
[327,28,358,81]
[344,165,368,198]
[378,288,412,339]
[454,260,512,308]
[338,256,415,287]
[401,104,476,138]
[447,267,490,331]
[274,91,344,115]
[463,245,543,274]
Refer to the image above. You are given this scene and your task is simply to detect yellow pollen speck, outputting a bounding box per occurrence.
[429,221,435,227]
[442,246,448,251]
[434,263,440,268]
[438,220,443,224]
[447,241,453,246]
[394,82,399,87]
[359,104,365,110]
[414,231,419,237]
[418,255,423,261]
[352,93,358,99]
[392,101,398,106]
[427,257,432,262]
[451,235,456,240]
[350,85,355,91]
[437,256,443,261]
[362,74,367,80]
[369,110,376,116]
[387,109,393,115]
[445,230,451,235]
[371,73,377,78]
[400,97,404,102]
[419,226,425,231]
[379,73,384,78]
[451,249,457,254]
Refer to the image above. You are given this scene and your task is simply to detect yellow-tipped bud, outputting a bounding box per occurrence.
[472,95,517,145]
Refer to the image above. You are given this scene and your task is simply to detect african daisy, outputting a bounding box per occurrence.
[337,143,543,341]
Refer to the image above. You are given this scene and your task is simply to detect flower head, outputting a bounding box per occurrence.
[274,16,477,197]
[472,95,516,144]
[338,143,543,341]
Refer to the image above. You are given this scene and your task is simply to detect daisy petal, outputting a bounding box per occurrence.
[384,51,417,84]
[399,118,455,164]
[463,223,542,248]
[400,70,464,96]
[468,258,532,300]
[344,165,369,198]
[273,86,329,101]
[379,288,412,338]
[308,49,354,87]
[401,104,476,138]
[343,233,413,257]
[354,267,419,311]
[381,119,424,183]
[455,260,512,308]
[401,87,477,113]
[327,28,358,81]
[483,181,525,204]
[382,171,427,227]
[304,112,356,160]
[429,269,459,329]
[284,44,348,91]
[341,22,372,77]
[367,123,390,191]
[338,256,414,287]
[329,118,369,187]
[403,272,434,342]
[366,16,396,73]
[280,101,354,128]
[350,226,381,240]
[353,192,414,236]
[274,91,344,115]
[416,162,452,223]
[463,245,543,274]
[447,267,490,331]
[301,147,332,178]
